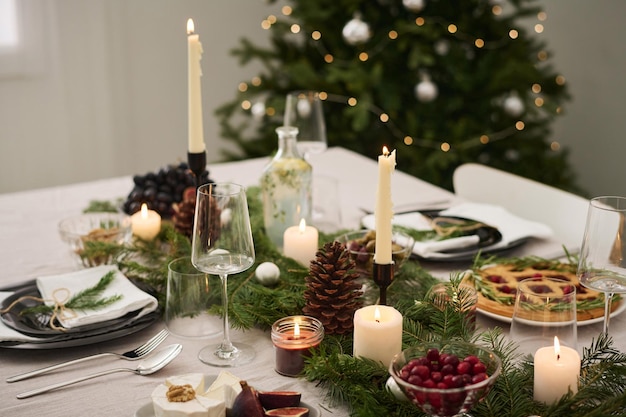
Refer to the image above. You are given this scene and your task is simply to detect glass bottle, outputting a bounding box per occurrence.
[260,126,313,250]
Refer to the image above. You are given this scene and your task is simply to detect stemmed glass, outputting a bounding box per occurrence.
[577,196,626,335]
[284,91,327,159]
[191,182,256,366]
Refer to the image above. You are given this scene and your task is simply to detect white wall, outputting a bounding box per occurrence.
[540,0,626,197]
[0,0,625,197]
[0,0,274,193]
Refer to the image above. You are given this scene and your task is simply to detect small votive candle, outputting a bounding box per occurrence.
[283,219,319,266]
[131,203,161,241]
[271,315,324,377]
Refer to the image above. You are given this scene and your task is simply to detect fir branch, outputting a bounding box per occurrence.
[22,270,122,316]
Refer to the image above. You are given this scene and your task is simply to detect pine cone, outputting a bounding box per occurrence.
[303,241,363,335]
[172,187,196,238]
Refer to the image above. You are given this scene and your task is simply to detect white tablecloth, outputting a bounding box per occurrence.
[0,147,623,416]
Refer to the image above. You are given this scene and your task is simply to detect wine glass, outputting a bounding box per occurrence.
[577,196,626,335]
[191,182,256,366]
[284,90,327,159]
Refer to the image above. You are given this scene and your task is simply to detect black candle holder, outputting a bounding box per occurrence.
[187,151,207,188]
[372,262,394,305]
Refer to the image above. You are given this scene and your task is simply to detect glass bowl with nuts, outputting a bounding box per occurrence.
[336,229,414,279]
[58,212,132,267]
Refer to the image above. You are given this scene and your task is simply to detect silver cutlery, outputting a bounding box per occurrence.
[7,328,169,383]
[16,343,182,399]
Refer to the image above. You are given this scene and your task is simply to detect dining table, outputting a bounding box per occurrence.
[1,146,625,417]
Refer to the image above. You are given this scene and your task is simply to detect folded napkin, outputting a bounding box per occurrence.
[36,265,158,329]
[362,202,553,259]
[0,292,43,342]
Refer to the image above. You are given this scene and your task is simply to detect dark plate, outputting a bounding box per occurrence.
[0,280,161,349]
[412,237,529,262]
[0,284,145,337]
[0,310,159,349]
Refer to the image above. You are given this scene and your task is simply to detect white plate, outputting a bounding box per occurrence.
[134,374,322,417]
[477,301,626,327]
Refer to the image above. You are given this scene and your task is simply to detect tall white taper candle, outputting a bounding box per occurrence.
[187,18,205,154]
[374,147,396,264]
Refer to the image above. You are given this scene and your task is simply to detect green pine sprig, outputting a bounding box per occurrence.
[22,270,122,316]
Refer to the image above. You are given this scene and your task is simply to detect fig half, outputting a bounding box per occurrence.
[257,391,302,410]
[265,407,310,417]
[231,381,264,417]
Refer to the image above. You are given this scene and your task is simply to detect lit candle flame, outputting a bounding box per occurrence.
[374,306,381,323]
[554,336,561,360]
[294,322,300,338]
[298,218,307,233]
[141,203,149,219]
[382,146,389,156]
[187,18,195,35]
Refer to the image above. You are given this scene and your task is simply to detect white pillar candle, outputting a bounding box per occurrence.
[533,336,580,403]
[283,219,319,266]
[131,203,161,241]
[374,147,396,264]
[187,18,205,154]
[353,305,403,366]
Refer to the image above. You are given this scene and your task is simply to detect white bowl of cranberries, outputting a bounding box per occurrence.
[389,342,501,417]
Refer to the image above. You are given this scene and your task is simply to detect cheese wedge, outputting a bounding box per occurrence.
[152,373,225,417]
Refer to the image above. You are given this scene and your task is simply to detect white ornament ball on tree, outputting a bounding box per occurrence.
[402,0,425,12]
[342,16,371,45]
[415,78,438,102]
[251,101,266,121]
[504,95,524,117]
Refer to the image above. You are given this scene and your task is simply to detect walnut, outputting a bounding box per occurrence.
[166,384,196,402]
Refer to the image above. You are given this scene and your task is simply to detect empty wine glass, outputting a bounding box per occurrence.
[191,182,256,366]
[284,91,327,159]
[577,196,626,335]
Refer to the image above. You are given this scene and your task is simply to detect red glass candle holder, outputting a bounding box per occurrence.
[271,315,324,377]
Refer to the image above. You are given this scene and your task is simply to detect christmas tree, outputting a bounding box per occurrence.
[216,0,581,193]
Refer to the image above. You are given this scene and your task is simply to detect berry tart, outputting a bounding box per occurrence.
[462,256,622,322]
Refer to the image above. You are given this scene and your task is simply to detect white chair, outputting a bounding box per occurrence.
[452,163,590,251]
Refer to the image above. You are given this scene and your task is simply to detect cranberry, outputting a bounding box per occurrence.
[473,362,487,375]
[411,365,430,380]
[472,373,488,384]
[441,364,455,375]
[463,355,480,365]
[456,361,472,375]
[422,379,436,389]
[426,348,440,362]
[442,354,459,367]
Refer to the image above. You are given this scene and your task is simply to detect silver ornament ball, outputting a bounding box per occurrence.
[415,79,438,102]
[255,261,281,286]
[504,95,525,117]
[342,16,371,45]
[403,0,425,12]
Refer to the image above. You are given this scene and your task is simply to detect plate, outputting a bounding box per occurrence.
[0,280,160,349]
[0,284,144,336]
[134,374,322,417]
[466,259,626,326]
[413,238,528,262]
[477,301,626,327]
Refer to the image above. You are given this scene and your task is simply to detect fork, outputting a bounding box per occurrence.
[6,328,169,383]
